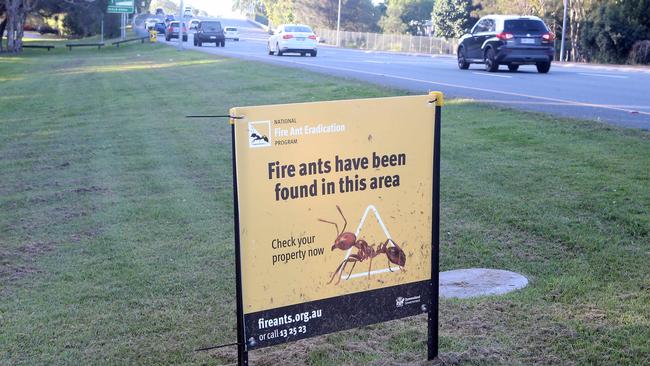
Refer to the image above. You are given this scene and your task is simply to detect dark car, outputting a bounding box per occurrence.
[154,22,166,35]
[164,15,175,24]
[37,24,58,35]
[165,21,188,42]
[457,15,555,73]
[193,20,225,47]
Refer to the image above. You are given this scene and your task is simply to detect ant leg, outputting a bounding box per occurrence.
[387,238,402,250]
[327,259,348,284]
[318,219,340,237]
[336,257,359,285]
[344,254,363,280]
[336,205,348,233]
[346,261,357,280]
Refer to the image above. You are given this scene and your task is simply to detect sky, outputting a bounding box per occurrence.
[175,0,241,17]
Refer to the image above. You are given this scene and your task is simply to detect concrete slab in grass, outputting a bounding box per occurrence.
[440,268,528,299]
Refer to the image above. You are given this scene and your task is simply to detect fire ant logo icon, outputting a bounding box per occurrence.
[319,205,406,285]
[248,121,271,148]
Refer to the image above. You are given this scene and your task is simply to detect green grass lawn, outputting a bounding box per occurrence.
[1,43,648,365]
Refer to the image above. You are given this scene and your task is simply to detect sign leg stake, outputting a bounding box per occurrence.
[427,105,441,361]
[231,123,248,365]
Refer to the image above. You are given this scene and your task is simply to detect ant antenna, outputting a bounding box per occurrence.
[318,219,340,236]
[335,205,347,233]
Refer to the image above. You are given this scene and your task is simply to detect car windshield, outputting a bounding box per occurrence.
[202,22,222,31]
[504,19,547,33]
[284,26,312,33]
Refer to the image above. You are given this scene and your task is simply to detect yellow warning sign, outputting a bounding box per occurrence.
[231,93,441,349]
[149,30,157,43]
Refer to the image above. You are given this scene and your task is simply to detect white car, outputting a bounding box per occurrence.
[268,24,317,57]
[188,19,200,30]
[144,18,157,30]
[224,27,239,41]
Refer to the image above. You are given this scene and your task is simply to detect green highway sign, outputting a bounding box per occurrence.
[108,0,134,13]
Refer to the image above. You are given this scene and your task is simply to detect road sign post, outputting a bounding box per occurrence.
[107,0,133,41]
[229,92,442,364]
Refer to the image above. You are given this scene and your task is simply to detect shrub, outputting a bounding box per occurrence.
[628,40,650,64]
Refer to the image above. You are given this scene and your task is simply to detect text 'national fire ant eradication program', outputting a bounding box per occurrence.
[231,94,439,349]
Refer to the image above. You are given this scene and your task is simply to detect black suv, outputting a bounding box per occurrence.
[457,15,555,73]
[194,20,225,47]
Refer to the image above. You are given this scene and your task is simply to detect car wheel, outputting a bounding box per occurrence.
[268,43,274,55]
[235,38,239,41]
[311,50,317,57]
[457,47,470,70]
[198,41,202,47]
[536,62,551,73]
[508,64,519,72]
[484,48,499,72]
[300,52,305,57]
[276,43,283,56]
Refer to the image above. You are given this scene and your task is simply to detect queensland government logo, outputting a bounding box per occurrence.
[396,295,421,308]
[248,121,271,148]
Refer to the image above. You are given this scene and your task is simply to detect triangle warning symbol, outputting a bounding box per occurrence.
[340,205,403,281]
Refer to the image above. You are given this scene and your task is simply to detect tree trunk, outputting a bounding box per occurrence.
[14,8,24,51]
[5,0,19,52]
[4,0,38,53]
[0,17,6,52]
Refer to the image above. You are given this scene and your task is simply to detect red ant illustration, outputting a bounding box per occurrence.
[319,205,406,285]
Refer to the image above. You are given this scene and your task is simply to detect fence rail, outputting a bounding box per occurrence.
[316,28,458,56]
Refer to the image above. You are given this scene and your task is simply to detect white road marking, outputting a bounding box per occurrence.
[471,72,512,78]
[579,73,628,79]
[466,99,650,109]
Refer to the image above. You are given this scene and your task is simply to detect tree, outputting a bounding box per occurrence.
[402,0,434,34]
[431,0,471,38]
[579,0,650,63]
[293,0,380,32]
[379,3,407,34]
[263,0,294,28]
[4,0,40,52]
[149,0,176,15]
[380,0,434,35]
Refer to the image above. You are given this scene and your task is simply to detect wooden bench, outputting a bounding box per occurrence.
[23,45,55,51]
[66,43,105,51]
[112,36,149,47]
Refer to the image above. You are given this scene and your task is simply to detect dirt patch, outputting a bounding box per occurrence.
[0,241,56,284]
[18,240,56,255]
[72,186,107,194]
[1,226,100,292]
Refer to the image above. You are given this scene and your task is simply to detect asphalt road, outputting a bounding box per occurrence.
[157,17,650,130]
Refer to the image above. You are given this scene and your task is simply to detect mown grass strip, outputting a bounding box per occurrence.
[1,43,648,365]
